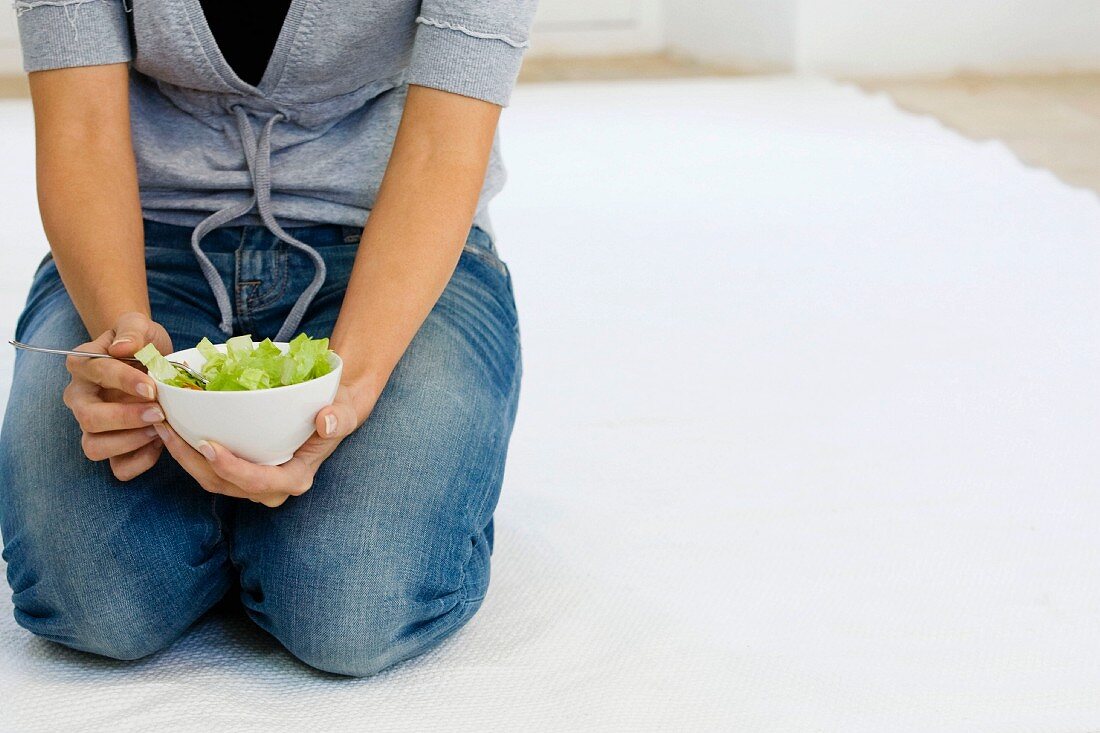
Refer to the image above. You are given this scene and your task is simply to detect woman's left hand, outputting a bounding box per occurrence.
[153,383,376,507]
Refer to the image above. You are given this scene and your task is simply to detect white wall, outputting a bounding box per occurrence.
[539,0,1100,75]
[665,0,797,71]
[0,8,20,73]
[530,0,665,56]
[795,0,1100,75]
[3,0,1100,77]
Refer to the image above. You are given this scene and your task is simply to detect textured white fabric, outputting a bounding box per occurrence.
[2,78,1100,731]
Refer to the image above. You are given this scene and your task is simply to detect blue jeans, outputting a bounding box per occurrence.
[0,220,521,676]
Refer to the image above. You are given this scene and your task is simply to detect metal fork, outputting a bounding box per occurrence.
[8,339,208,386]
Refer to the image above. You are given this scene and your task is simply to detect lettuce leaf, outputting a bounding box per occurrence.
[137,335,333,391]
[134,342,180,383]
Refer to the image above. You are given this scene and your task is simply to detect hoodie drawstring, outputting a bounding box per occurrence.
[189,105,327,342]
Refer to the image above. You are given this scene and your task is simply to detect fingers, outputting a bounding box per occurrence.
[66,331,157,400]
[256,493,290,508]
[107,311,160,358]
[197,439,313,498]
[154,423,296,505]
[82,426,158,461]
[153,422,221,488]
[289,398,363,467]
[109,438,164,482]
[63,327,161,461]
[314,400,359,440]
[64,330,111,379]
[61,315,175,480]
[77,358,158,399]
[68,398,165,434]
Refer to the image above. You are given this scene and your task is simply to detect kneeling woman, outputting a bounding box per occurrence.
[0,0,534,676]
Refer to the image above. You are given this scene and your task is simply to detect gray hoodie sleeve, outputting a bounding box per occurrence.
[405,0,539,107]
[13,0,133,72]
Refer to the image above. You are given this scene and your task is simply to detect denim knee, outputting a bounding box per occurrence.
[250,534,492,677]
[4,498,231,661]
[281,594,485,678]
[12,578,207,661]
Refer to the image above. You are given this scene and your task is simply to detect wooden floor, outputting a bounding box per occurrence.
[857,74,1100,195]
[0,75,27,98]
[2,57,1098,196]
[519,53,745,83]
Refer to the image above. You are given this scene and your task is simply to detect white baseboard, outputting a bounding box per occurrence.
[529,0,664,57]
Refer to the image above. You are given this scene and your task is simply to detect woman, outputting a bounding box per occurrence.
[0,0,535,676]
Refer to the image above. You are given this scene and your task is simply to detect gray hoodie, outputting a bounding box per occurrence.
[14,0,538,339]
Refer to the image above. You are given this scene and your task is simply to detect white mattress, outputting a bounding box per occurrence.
[2,77,1100,732]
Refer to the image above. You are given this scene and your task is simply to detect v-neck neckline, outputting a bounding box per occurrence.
[183,0,307,96]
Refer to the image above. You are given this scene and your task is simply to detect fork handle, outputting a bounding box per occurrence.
[8,340,141,363]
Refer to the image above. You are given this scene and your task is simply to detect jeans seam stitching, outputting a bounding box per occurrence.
[244,246,288,311]
[233,250,249,334]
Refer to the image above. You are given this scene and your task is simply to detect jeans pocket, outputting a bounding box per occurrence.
[462,227,510,279]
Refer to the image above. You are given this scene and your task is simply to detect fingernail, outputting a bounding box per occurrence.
[324,414,337,437]
[152,423,168,442]
[144,426,157,437]
[111,337,133,347]
[141,407,165,423]
[196,440,216,461]
[137,382,155,400]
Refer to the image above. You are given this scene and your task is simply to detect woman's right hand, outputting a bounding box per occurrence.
[63,311,174,481]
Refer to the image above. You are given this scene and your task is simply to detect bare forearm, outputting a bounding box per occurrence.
[330,85,501,404]
[31,65,147,338]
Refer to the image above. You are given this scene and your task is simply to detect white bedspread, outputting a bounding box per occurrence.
[2,78,1100,732]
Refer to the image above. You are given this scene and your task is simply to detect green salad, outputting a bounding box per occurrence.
[135,334,333,391]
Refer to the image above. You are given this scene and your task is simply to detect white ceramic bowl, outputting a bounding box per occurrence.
[154,341,342,466]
